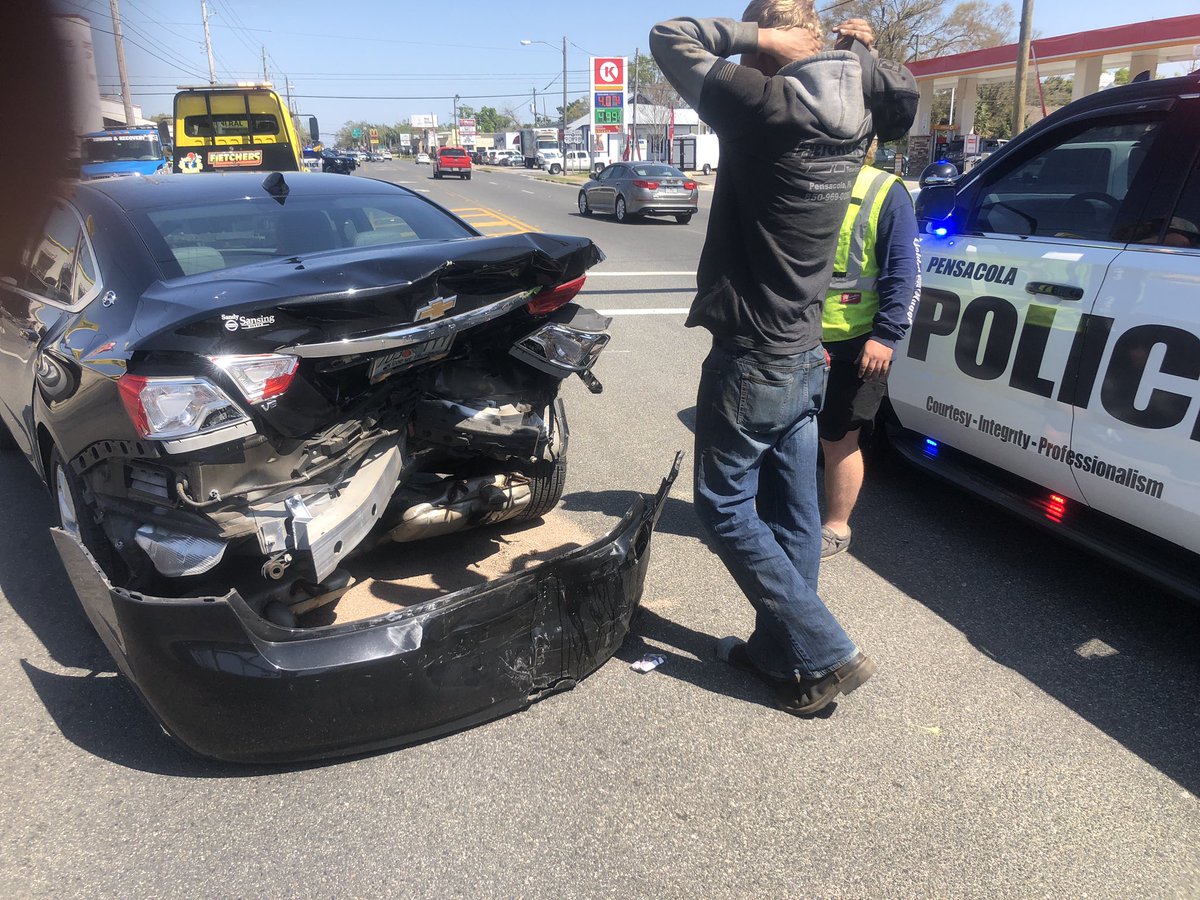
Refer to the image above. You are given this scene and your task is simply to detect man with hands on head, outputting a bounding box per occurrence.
[649,2,917,717]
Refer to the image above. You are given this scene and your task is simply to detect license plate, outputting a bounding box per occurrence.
[369,334,455,382]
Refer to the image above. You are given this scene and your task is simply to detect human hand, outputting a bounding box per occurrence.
[757,27,822,68]
[857,338,893,380]
[833,18,875,51]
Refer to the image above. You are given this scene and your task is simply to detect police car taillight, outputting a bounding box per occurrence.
[1045,493,1068,523]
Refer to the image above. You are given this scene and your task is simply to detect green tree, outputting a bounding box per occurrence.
[556,98,589,125]
[476,106,515,133]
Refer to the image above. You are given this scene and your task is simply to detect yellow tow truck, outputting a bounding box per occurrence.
[161,83,319,174]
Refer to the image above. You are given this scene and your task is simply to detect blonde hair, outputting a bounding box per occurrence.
[741,0,821,36]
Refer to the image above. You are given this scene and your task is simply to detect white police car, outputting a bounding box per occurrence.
[886,70,1200,602]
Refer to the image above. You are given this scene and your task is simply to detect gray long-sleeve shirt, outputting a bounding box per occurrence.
[649,17,918,353]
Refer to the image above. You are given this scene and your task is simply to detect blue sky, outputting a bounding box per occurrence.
[57,0,1196,139]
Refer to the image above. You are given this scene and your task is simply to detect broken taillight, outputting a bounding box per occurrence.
[526,275,587,315]
[211,354,299,404]
[118,374,249,440]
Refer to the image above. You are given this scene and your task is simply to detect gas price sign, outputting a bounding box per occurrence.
[591,57,626,134]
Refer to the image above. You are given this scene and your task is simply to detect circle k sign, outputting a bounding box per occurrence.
[592,57,626,91]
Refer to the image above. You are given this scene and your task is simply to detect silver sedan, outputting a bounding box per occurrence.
[578,163,698,224]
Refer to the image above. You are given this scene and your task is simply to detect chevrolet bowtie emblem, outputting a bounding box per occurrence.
[414,295,457,322]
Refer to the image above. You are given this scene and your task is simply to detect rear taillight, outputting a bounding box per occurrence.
[118,374,249,440]
[632,179,659,190]
[526,275,587,315]
[210,354,298,404]
[683,180,697,191]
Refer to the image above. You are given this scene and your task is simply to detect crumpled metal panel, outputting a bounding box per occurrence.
[50,453,682,763]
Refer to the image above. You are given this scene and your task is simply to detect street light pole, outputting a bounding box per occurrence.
[521,36,570,166]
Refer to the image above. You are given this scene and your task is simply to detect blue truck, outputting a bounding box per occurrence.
[79,127,170,179]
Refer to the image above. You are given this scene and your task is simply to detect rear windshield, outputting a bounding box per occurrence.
[83,135,163,162]
[440,149,467,157]
[131,193,475,278]
[629,164,683,178]
[183,114,280,139]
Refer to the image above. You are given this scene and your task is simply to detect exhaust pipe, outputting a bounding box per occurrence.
[388,474,533,543]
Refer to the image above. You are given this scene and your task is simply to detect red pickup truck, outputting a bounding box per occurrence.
[433,147,472,180]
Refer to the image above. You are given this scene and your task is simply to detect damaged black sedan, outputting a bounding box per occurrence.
[0,172,677,762]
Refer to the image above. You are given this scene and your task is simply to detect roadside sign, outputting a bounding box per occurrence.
[591,57,627,135]
[459,117,477,141]
[351,127,362,139]
[964,133,980,156]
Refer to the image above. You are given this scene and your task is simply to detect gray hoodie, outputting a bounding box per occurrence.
[649,17,917,353]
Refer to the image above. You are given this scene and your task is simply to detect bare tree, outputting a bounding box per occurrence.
[827,0,1015,63]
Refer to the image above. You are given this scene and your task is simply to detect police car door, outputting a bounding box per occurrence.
[1069,94,1200,556]
[890,105,1171,499]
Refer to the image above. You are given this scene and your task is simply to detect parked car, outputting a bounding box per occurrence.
[537,149,564,174]
[415,151,430,165]
[433,146,471,179]
[0,172,680,761]
[578,163,699,224]
[500,150,524,167]
[890,69,1200,604]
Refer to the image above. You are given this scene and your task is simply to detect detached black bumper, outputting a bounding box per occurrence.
[52,455,682,764]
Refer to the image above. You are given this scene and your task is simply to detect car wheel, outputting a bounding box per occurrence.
[550,164,561,175]
[515,457,568,521]
[675,214,693,224]
[464,172,471,180]
[49,445,123,579]
[434,170,442,179]
[578,191,592,216]
[702,163,711,176]
[615,196,629,222]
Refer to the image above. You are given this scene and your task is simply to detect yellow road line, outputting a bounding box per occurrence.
[451,206,538,235]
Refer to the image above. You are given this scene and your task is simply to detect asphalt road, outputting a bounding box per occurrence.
[2,160,1198,898]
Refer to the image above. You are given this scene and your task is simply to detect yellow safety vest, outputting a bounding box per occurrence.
[822,166,903,342]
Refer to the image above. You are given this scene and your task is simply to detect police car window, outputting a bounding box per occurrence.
[969,118,1163,241]
[1155,158,1200,250]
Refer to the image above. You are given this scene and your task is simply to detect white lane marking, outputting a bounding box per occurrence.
[521,189,534,194]
[598,308,690,316]
[414,189,431,193]
[488,181,498,185]
[588,271,694,277]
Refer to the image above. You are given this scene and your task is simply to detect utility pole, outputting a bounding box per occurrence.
[632,48,639,160]
[286,79,295,115]
[1013,0,1034,136]
[262,45,269,83]
[453,94,460,145]
[561,36,568,161]
[532,86,537,126]
[201,0,216,84]
[108,0,135,126]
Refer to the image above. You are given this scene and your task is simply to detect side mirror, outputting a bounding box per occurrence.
[157,120,173,152]
[919,161,959,188]
[915,184,956,225]
[308,117,319,144]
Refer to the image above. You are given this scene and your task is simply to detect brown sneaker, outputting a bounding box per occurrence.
[772,653,877,716]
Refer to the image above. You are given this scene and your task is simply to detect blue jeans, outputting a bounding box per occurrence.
[694,341,858,680]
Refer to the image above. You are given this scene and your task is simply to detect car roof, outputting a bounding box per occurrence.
[75,172,416,211]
